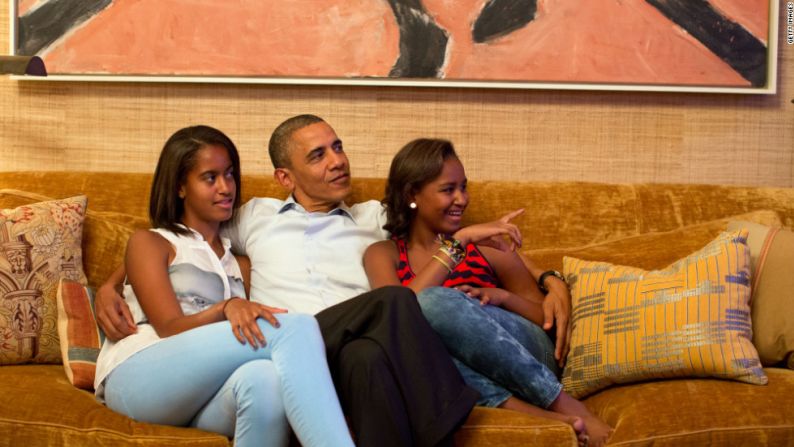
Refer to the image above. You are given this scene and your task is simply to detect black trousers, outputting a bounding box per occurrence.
[315,286,478,447]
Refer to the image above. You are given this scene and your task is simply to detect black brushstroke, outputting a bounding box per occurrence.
[17,0,112,56]
[472,0,536,43]
[645,0,767,87]
[387,0,449,78]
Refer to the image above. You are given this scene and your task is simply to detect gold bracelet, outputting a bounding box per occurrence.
[436,248,454,262]
[432,255,454,273]
[437,234,465,265]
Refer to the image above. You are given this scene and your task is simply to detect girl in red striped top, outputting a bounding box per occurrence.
[364,138,612,447]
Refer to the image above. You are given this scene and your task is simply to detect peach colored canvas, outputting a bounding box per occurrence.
[709,0,770,39]
[18,0,772,88]
[41,0,399,77]
[424,0,762,85]
[17,0,40,15]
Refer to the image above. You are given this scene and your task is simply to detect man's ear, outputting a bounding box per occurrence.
[274,168,294,191]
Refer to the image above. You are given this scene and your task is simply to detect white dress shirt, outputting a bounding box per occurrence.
[226,195,389,315]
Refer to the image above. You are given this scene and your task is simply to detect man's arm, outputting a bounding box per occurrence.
[95,263,137,341]
[519,253,571,367]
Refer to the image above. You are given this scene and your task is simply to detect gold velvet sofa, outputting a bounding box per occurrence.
[1,171,793,447]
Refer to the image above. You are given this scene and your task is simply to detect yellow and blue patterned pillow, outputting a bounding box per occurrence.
[561,229,767,399]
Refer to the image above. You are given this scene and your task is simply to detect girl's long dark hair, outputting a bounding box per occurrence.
[149,125,242,235]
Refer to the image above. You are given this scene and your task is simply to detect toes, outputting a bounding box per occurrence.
[571,416,586,435]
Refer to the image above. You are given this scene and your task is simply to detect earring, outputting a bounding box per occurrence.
[409,202,417,209]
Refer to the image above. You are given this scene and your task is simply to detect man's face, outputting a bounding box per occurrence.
[278,121,352,212]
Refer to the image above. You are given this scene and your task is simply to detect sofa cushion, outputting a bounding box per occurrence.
[57,280,104,390]
[80,210,140,288]
[0,364,230,446]
[525,209,781,273]
[584,368,794,446]
[728,220,794,368]
[0,364,581,447]
[561,230,767,399]
[1,194,88,365]
[454,407,577,446]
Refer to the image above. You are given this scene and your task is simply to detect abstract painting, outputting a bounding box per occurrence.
[11,0,778,92]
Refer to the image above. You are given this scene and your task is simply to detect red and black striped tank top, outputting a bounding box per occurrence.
[394,237,500,288]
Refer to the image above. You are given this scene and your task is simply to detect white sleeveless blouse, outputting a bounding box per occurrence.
[94,226,245,400]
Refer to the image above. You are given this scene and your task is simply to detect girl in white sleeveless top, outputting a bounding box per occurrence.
[94,126,353,447]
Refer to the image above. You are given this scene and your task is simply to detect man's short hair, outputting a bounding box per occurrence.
[268,114,326,169]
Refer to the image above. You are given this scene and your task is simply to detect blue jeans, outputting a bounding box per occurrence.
[104,314,353,447]
[418,287,563,408]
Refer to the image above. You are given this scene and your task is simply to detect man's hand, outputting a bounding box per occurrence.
[95,282,137,341]
[542,278,572,368]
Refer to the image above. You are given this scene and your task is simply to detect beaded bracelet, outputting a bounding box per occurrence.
[437,234,465,266]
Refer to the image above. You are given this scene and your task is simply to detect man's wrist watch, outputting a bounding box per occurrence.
[537,270,566,294]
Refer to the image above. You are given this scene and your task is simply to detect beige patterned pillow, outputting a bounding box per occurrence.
[0,195,87,365]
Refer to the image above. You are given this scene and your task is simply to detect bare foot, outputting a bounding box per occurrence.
[571,418,589,447]
[548,391,613,447]
[581,414,611,447]
[500,396,589,441]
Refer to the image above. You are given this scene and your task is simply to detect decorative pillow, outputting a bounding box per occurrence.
[57,279,104,389]
[1,189,141,287]
[525,209,782,273]
[0,195,88,365]
[561,230,767,399]
[727,220,794,368]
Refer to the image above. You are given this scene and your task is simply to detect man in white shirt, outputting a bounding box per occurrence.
[96,115,479,446]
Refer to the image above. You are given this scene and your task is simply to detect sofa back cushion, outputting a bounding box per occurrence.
[81,211,144,288]
[4,172,794,251]
[526,209,782,273]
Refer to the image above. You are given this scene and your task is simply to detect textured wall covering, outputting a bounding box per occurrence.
[0,5,792,186]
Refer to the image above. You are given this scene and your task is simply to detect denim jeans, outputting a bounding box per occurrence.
[104,314,353,447]
[418,287,563,408]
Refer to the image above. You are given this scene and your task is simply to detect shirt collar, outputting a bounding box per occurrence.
[278,195,356,222]
[176,223,232,250]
